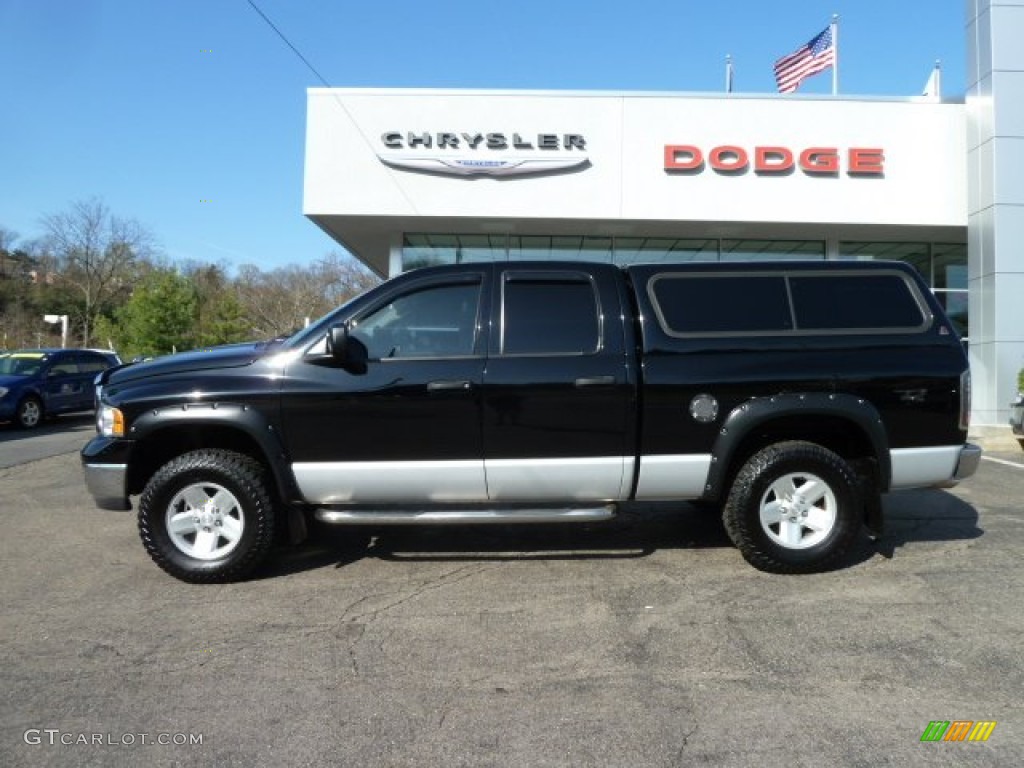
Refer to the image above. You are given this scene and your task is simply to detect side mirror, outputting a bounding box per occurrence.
[327,324,368,374]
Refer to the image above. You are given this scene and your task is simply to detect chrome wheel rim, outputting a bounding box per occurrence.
[165,482,245,560]
[20,400,41,427]
[758,472,837,550]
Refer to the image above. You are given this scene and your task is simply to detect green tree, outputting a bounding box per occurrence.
[90,313,122,353]
[199,290,252,346]
[117,270,198,358]
[0,232,78,349]
[185,262,254,346]
[0,227,18,280]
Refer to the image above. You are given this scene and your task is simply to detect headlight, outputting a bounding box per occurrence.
[0,386,8,399]
[97,405,125,437]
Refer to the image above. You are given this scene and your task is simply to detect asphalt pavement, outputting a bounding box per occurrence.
[0,424,1021,767]
[0,413,96,468]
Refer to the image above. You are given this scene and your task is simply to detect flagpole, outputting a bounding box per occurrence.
[725,54,733,94]
[934,59,942,99]
[831,13,839,95]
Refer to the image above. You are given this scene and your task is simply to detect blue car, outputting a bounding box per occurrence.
[0,348,121,429]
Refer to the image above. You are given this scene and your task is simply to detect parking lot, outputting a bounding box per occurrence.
[1,420,1021,767]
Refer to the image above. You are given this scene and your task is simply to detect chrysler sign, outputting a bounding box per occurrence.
[378,131,589,177]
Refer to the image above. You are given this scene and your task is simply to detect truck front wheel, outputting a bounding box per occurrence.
[138,449,277,583]
[723,441,860,574]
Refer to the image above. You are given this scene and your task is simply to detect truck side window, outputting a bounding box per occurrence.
[650,275,792,335]
[350,281,481,359]
[789,274,928,331]
[501,275,600,355]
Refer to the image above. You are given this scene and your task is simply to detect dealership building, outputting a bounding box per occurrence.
[303,0,1022,435]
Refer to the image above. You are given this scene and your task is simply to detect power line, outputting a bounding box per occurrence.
[244,0,422,221]
[245,0,331,87]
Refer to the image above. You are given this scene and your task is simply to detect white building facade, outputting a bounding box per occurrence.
[303,0,1022,433]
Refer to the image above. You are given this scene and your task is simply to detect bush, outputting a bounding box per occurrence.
[1018,368,1024,393]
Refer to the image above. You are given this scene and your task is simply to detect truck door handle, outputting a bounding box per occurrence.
[574,376,616,388]
[427,380,472,391]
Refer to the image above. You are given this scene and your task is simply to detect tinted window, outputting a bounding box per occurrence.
[790,274,926,330]
[48,357,80,376]
[78,353,112,374]
[651,275,792,335]
[502,275,600,355]
[352,281,481,359]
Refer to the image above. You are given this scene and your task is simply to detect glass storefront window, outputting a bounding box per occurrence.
[614,238,717,265]
[838,241,931,282]
[404,235,967,290]
[402,234,506,270]
[509,235,613,263]
[721,240,825,261]
[403,234,458,270]
[933,243,968,290]
[456,234,507,264]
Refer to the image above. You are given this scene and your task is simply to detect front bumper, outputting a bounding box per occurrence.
[81,436,135,510]
[0,398,16,421]
[83,463,131,510]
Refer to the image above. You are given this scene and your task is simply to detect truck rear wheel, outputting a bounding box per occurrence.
[138,449,276,583]
[722,441,860,574]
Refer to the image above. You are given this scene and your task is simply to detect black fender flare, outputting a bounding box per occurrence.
[702,392,891,499]
[127,402,297,502]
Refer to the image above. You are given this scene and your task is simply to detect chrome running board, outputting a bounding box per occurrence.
[314,505,617,525]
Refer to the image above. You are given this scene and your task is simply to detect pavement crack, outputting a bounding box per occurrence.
[341,564,492,624]
[674,724,699,764]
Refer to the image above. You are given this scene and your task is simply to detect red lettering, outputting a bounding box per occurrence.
[848,147,884,175]
[799,147,839,173]
[664,145,703,170]
[709,145,748,172]
[664,144,884,176]
[754,146,794,173]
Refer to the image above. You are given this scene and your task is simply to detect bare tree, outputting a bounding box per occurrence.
[234,252,379,338]
[41,199,156,345]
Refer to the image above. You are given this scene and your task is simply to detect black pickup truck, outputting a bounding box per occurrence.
[82,260,980,582]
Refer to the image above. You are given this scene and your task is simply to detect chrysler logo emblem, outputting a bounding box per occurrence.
[378,155,589,177]
[377,131,589,178]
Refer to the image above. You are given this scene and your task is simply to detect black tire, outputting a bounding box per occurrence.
[138,449,277,583]
[722,441,861,574]
[16,396,43,429]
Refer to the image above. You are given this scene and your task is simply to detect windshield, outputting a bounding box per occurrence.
[0,353,47,377]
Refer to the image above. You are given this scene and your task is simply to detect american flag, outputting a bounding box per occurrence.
[774,26,834,94]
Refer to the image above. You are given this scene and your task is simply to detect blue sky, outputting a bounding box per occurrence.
[0,1,966,273]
